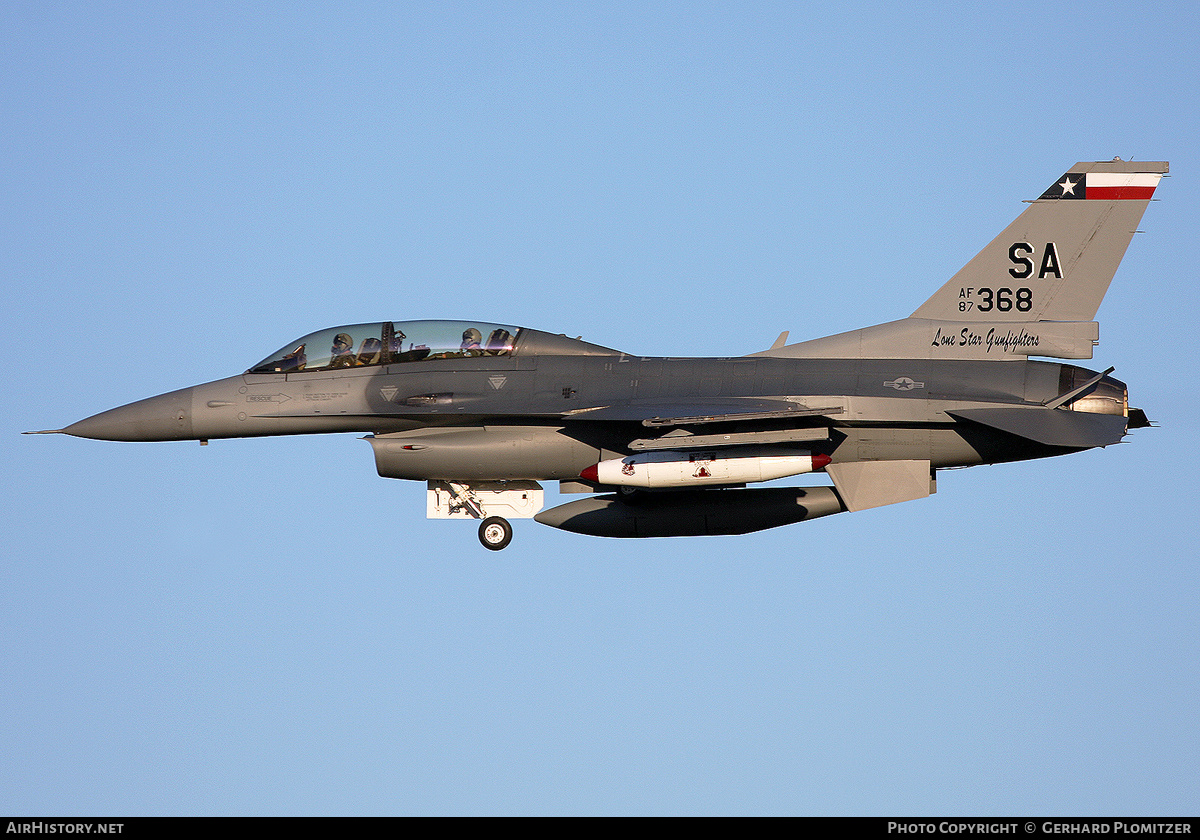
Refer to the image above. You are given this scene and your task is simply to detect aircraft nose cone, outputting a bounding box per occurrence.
[64,387,195,441]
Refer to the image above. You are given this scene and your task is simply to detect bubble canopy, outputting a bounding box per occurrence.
[248,320,520,374]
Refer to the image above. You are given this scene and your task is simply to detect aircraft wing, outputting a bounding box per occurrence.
[249,398,839,424]
[563,398,843,426]
[563,398,844,453]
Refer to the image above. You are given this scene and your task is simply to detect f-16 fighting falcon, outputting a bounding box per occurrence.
[28,159,1166,550]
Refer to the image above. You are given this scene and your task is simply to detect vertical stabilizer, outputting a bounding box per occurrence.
[758,158,1167,361]
[910,159,1167,323]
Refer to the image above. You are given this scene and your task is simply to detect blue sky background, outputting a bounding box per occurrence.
[3,1,1197,816]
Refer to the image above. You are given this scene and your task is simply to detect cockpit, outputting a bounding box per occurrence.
[248,320,521,374]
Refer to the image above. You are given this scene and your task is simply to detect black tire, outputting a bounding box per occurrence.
[478,516,513,551]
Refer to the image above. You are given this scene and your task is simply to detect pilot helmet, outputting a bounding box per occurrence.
[462,328,482,344]
[333,333,353,349]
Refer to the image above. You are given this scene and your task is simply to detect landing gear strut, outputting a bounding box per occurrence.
[478,516,513,551]
[427,481,538,551]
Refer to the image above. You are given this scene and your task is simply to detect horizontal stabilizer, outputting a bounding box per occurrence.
[948,407,1126,448]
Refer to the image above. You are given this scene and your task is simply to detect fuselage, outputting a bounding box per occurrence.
[61,323,1129,482]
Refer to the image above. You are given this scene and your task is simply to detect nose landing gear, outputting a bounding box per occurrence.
[426,481,540,551]
[478,516,513,551]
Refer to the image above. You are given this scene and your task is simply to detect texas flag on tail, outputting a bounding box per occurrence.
[1039,169,1161,200]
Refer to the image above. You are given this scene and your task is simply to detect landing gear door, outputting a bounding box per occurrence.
[427,481,544,520]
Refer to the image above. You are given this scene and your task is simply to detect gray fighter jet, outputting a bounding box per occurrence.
[29,159,1166,550]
